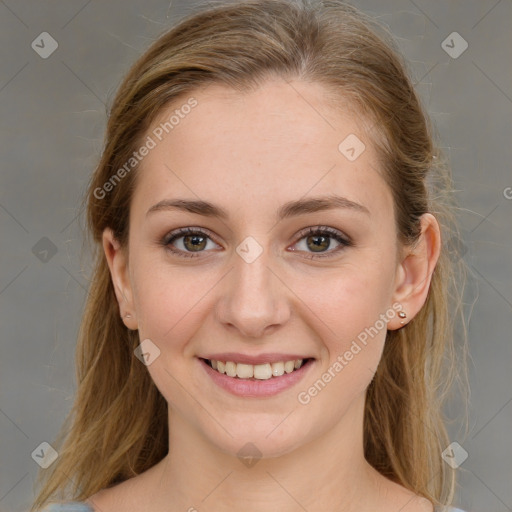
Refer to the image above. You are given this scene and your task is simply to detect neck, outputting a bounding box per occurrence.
[149,394,386,512]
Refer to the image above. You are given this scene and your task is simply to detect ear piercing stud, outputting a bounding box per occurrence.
[124,313,132,319]
[398,311,407,325]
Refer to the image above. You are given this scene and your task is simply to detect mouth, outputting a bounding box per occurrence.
[200,357,315,380]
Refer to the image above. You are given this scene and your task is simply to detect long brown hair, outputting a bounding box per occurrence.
[31,1,469,509]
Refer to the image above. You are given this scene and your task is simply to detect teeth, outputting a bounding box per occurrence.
[236,363,253,379]
[207,358,306,380]
[284,360,295,373]
[271,361,284,376]
[225,361,237,377]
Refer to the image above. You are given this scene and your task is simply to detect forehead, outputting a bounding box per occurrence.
[131,79,393,226]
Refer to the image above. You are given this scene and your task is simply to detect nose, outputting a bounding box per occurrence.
[215,246,291,339]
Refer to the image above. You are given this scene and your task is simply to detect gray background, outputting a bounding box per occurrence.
[0,1,511,511]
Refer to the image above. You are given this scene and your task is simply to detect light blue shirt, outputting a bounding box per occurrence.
[42,503,93,511]
[41,502,467,511]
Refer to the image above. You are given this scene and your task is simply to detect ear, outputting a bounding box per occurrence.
[102,227,138,330]
[388,213,441,330]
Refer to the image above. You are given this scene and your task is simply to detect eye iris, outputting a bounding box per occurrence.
[307,234,330,252]
[183,234,207,251]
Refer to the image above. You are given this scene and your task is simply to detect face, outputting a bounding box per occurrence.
[104,78,417,459]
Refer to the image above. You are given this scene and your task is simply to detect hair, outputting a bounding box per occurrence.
[31,1,470,510]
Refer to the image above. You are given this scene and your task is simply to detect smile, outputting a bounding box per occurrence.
[204,358,311,380]
[198,357,315,398]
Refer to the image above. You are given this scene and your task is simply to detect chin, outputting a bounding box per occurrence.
[201,411,317,461]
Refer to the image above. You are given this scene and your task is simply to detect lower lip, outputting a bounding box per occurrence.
[198,358,315,398]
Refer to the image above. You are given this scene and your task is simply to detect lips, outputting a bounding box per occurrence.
[198,356,315,397]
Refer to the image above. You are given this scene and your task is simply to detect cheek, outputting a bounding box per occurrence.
[131,256,188,341]
[131,255,225,363]
[294,269,391,418]
[291,255,394,352]
[130,259,208,408]
[289,253,395,409]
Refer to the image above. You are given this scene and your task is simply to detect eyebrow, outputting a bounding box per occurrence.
[146,194,370,221]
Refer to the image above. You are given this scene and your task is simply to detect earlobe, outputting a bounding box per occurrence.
[102,228,137,329]
[388,213,441,330]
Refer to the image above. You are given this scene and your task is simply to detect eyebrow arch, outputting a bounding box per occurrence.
[146,194,370,220]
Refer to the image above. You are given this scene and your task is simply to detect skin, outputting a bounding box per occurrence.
[92,78,440,512]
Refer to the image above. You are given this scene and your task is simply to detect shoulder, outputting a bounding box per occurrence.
[84,459,165,512]
[85,479,137,512]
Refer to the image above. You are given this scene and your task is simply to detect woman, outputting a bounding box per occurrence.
[32,1,469,511]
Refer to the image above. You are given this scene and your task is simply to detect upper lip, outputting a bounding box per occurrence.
[199,353,313,365]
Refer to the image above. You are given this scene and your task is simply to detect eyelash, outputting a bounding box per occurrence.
[161,226,352,260]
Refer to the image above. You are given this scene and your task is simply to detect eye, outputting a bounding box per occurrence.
[161,225,352,259]
[290,226,352,259]
[162,227,220,258]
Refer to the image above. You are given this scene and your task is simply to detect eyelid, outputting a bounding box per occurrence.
[294,225,352,245]
[161,226,222,258]
[162,226,218,245]
[289,225,352,259]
